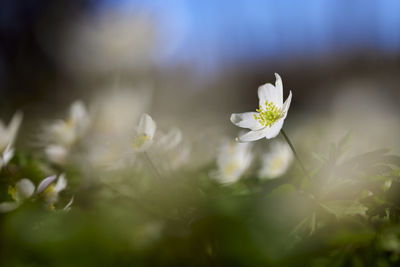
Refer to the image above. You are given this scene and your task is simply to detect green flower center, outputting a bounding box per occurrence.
[132,133,150,150]
[254,101,283,127]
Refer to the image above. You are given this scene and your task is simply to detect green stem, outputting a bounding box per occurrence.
[143,152,163,181]
[280,129,311,180]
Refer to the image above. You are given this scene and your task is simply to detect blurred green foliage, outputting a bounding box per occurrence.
[1,133,400,266]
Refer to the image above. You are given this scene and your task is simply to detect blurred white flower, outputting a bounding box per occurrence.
[258,141,293,179]
[212,139,253,185]
[154,128,182,153]
[0,112,23,169]
[132,113,156,152]
[231,73,292,142]
[0,174,68,213]
[47,101,90,147]
[82,88,152,170]
[44,145,69,165]
[44,101,90,164]
[150,128,191,171]
[37,174,67,207]
[0,178,41,212]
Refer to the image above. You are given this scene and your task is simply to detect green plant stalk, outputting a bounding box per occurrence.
[281,129,311,180]
[143,151,163,181]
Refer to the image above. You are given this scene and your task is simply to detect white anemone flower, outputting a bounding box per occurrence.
[0,174,68,213]
[132,113,156,152]
[259,141,294,179]
[0,178,35,212]
[37,174,67,208]
[48,100,90,147]
[230,73,292,142]
[212,139,253,185]
[0,112,23,168]
[45,101,90,164]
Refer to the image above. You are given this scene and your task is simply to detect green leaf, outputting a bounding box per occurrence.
[322,200,367,219]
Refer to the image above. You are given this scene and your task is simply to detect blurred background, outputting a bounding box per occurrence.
[2,2,400,265]
[1,0,400,151]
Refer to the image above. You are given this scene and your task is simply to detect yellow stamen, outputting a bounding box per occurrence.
[132,133,150,150]
[42,185,56,199]
[254,101,283,127]
[8,186,17,200]
[224,161,239,177]
[270,157,284,172]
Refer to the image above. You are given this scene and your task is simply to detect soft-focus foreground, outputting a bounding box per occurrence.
[0,72,400,266]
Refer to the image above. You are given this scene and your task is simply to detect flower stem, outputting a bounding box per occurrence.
[142,152,163,181]
[280,129,311,180]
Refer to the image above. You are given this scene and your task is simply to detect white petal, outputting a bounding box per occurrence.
[7,112,23,146]
[258,83,277,108]
[70,101,87,123]
[258,140,293,179]
[45,145,68,164]
[230,112,263,131]
[274,73,283,106]
[70,100,90,136]
[16,178,35,200]
[63,196,74,211]
[236,127,269,142]
[2,144,14,165]
[264,119,284,139]
[50,121,77,146]
[258,83,279,109]
[282,90,292,119]
[54,174,67,193]
[37,175,57,194]
[0,201,20,213]
[138,113,156,139]
[157,128,182,151]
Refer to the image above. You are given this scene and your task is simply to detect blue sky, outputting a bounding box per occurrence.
[87,0,400,72]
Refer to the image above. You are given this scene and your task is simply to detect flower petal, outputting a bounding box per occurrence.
[7,112,23,146]
[70,100,90,135]
[156,128,182,151]
[70,101,87,123]
[37,175,57,194]
[0,201,20,213]
[258,83,279,109]
[282,90,292,119]
[138,113,156,139]
[16,178,35,200]
[2,144,14,166]
[236,127,269,142]
[264,118,284,139]
[54,174,67,193]
[45,145,68,164]
[230,112,263,131]
[274,73,283,106]
[63,196,74,211]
